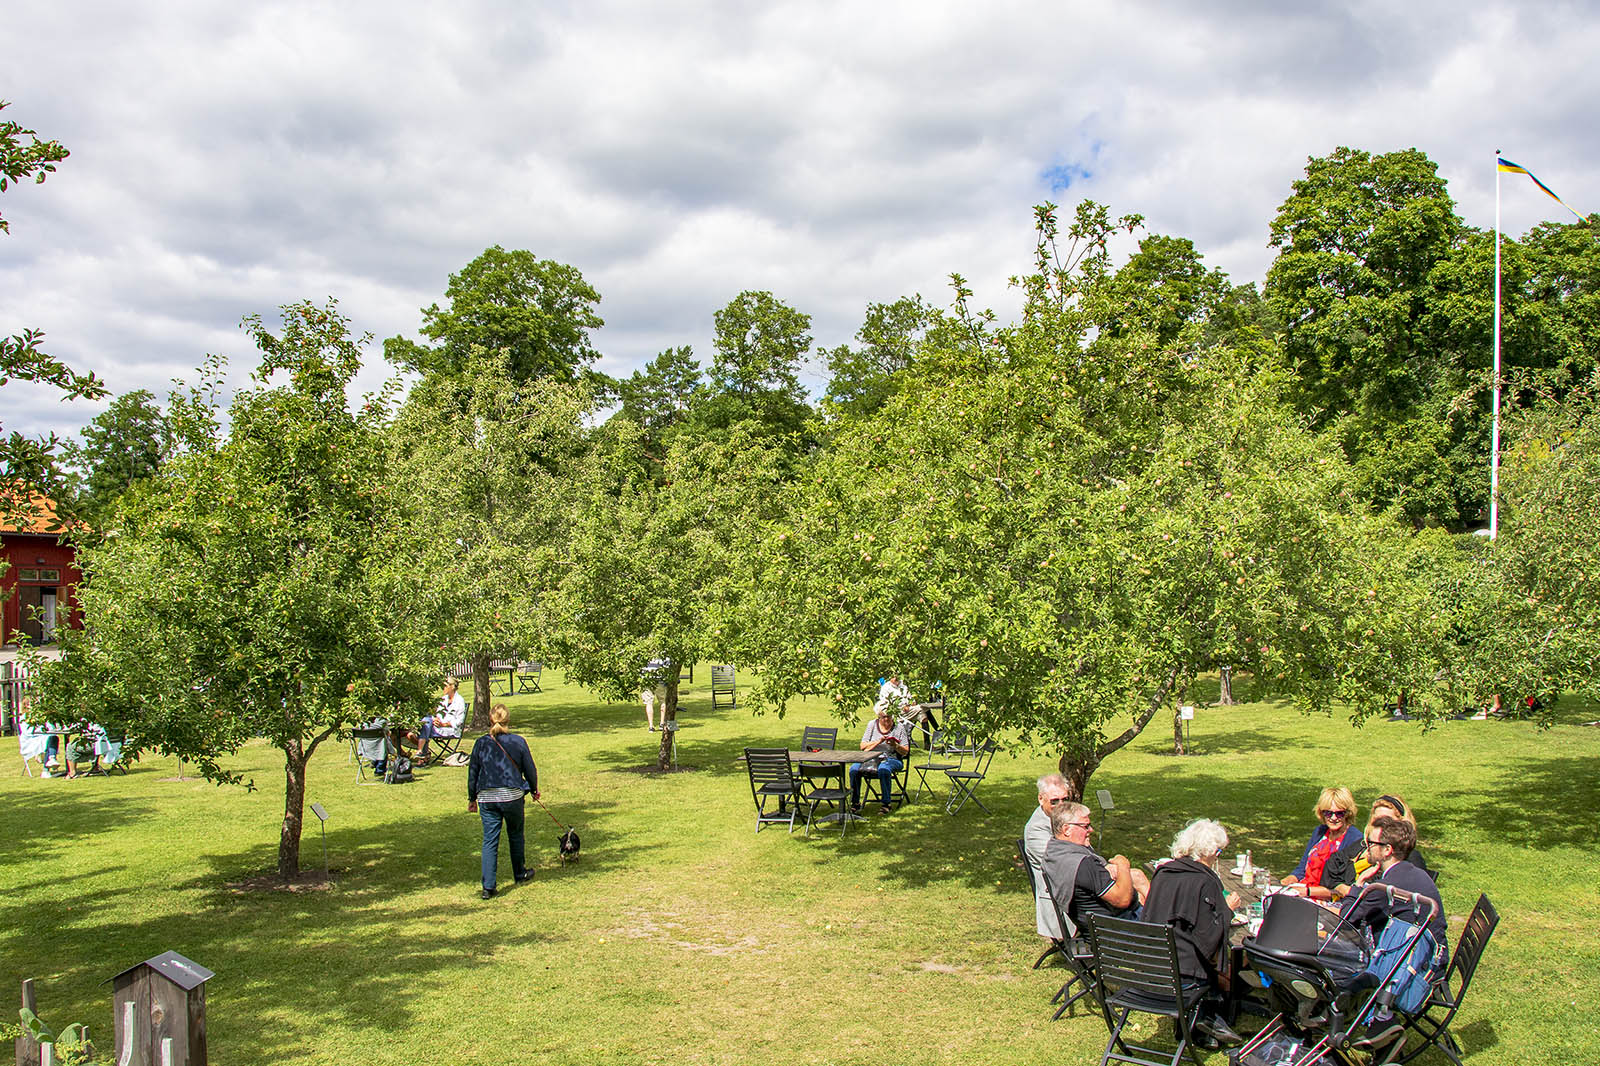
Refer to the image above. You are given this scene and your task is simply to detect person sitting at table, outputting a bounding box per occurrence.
[63,727,101,779]
[409,677,467,762]
[1024,774,1073,941]
[1041,802,1149,932]
[849,705,910,814]
[1141,818,1245,1047]
[1333,793,1430,892]
[1338,815,1448,1048]
[1281,785,1363,901]
[874,674,911,717]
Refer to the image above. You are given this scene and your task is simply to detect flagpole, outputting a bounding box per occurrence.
[1490,151,1503,540]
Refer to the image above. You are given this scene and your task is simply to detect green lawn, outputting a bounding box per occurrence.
[2,672,1596,1065]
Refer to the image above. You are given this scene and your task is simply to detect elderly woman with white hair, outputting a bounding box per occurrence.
[1141,818,1246,1048]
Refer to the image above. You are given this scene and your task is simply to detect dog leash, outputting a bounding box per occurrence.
[532,794,573,831]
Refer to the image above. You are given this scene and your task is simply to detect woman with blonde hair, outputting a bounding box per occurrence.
[467,703,539,899]
[1281,786,1363,901]
[1341,793,1431,888]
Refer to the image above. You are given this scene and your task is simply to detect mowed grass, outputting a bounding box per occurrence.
[2,671,1597,1065]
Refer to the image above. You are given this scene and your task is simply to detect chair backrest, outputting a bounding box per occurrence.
[712,665,736,689]
[966,740,997,775]
[800,726,838,750]
[744,747,797,790]
[1447,893,1499,998]
[1088,914,1186,1005]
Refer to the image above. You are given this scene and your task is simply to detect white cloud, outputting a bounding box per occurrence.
[4,0,1598,441]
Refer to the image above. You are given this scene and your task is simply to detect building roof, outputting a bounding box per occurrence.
[0,491,74,536]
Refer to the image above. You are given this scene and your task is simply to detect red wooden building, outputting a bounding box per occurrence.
[1,495,82,646]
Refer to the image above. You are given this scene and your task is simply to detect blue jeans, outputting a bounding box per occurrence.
[479,798,527,891]
[849,757,904,807]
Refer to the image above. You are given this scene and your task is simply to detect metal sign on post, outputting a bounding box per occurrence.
[1180,704,1194,750]
[1096,788,1115,843]
[310,803,329,875]
[662,721,679,770]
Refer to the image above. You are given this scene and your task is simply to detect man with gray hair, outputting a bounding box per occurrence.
[1024,774,1073,939]
[1042,800,1148,934]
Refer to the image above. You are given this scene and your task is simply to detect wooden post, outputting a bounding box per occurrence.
[17,978,39,1066]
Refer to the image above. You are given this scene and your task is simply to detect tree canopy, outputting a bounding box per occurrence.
[34,300,434,877]
[385,245,604,384]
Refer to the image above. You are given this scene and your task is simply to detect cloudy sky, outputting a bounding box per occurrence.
[5,0,1598,441]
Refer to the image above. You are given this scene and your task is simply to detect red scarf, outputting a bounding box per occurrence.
[1303,828,1348,887]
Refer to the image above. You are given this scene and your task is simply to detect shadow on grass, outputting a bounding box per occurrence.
[0,787,152,867]
[0,797,624,1064]
[1432,750,1600,852]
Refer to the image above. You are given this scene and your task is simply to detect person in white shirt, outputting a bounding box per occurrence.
[411,677,467,761]
[874,674,911,717]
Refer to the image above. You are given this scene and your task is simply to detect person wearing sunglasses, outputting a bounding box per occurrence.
[1041,801,1149,934]
[1329,793,1432,894]
[1337,815,1448,1048]
[1281,786,1363,900]
[1024,774,1073,940]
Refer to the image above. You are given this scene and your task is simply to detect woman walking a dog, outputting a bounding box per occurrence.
[467,703,540,899]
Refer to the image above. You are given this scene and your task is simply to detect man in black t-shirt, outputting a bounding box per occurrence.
[1041,802,1148,933]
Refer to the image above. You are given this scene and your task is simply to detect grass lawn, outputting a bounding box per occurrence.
[2,671,1597,1065]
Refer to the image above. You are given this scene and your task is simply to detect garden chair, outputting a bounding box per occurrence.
[515,660,543,693]
[711,665,737,709]
[861,752,911,809]
[799,725,837,751]
[350,725,391,784]
[1016,837,1065,969]
[911,728,965,801]
[1087,914,1209,1066]
[18,719,50,777]
[942,739,996,813]
[743,747,805,833]
[87,729,130,776]
[1378,893,1499,1066]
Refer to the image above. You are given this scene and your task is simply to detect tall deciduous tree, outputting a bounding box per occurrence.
[64,388,173,527]
[32,300,433,878]
[549,421,783,770]
[739,203,1417,798]
[694,290,815,446]
[821,296,939,418]
[388,348,589,726]
[385,245,604,384]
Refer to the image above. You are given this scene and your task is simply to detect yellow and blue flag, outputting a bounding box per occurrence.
[1498,157,1582,219]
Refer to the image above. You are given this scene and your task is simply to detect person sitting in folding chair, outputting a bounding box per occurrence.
[1338,815,1448,1049]
[410,677,466,763]
[1043,801,1149,930]
[1024,774,1073,943]
[1141,818,1246,1049]
[849,706,909,814]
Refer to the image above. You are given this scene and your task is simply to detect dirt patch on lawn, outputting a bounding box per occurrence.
[225,868,342,893]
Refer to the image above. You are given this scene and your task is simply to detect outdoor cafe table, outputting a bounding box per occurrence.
[788,748,877,825]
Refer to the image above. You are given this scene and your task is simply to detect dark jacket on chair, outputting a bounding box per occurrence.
[1141,857,1231,989]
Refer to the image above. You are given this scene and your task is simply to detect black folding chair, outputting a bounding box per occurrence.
[911,728,965,802]
[799,725,837,751]
[1380,893,1499,1066]
[943,740,996,813]
[744,747,805,833]
[1017,838,1066,969]
[798,761,850,838]
[1088,914,1209,1066]
[1028,841,1101,1020]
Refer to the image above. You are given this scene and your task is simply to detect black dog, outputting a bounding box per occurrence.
[557,828,581,861]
